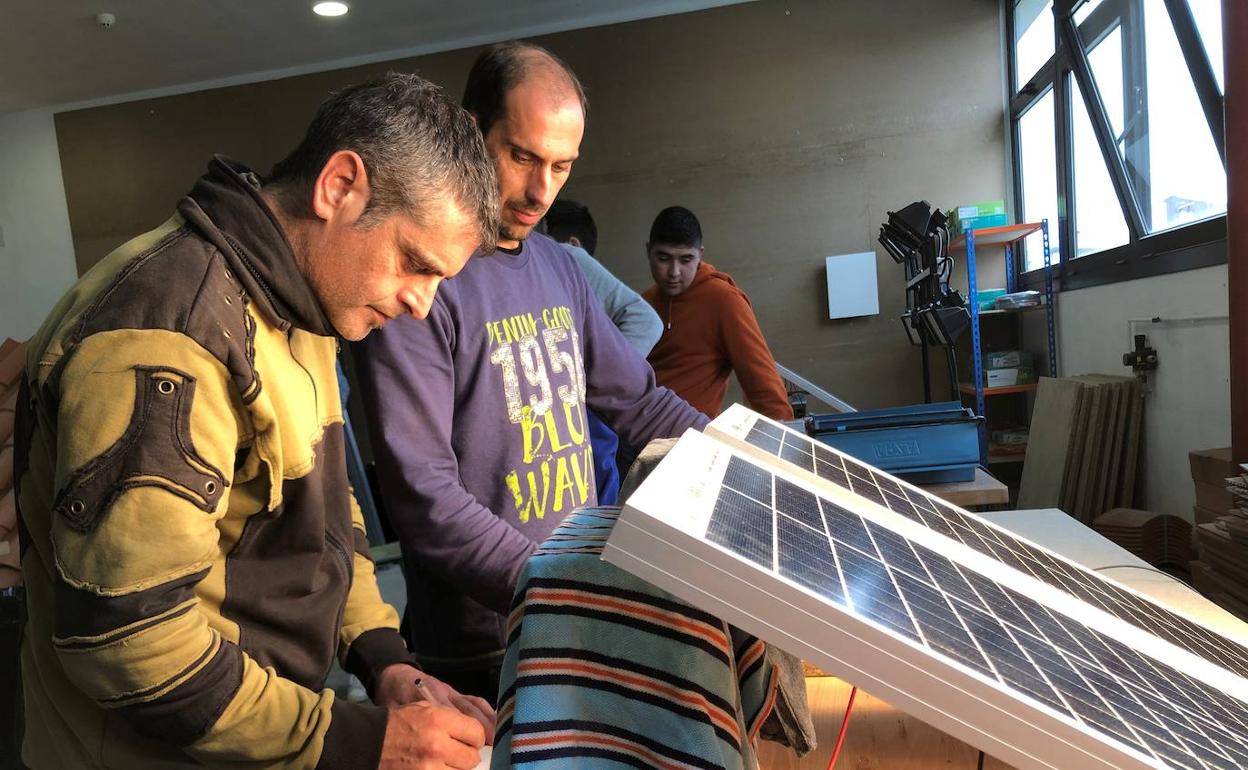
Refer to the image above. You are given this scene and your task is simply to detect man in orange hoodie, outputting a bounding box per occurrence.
[642,206,794,421]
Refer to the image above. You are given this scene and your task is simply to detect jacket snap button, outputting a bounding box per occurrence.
[69,500,85,515]
[156,379,175,395]
[204,480,217,495]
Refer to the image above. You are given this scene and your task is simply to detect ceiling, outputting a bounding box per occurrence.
[1,0,747,115]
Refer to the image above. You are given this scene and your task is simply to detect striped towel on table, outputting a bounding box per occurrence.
[492,507,780,770]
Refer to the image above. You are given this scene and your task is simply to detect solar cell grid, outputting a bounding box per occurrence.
[744,424,782,454]
[815,460,850,489]
[779,437,815,472]
[725,409,1248,682]
[706,488,772,568]
[813,443,843,468]
[700,468,1248,770]
[723,456,772,504]
[774,477,821,531]
[776,514,843,604]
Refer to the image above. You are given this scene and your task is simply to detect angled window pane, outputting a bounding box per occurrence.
[1187,0,1223,92]
[1014,0,1055,90]
[1070,76,1130,257]
[1083,23,1139,220]
[1073,0,1105,26]
[1142,0,1225,230]
[1087,26,1125,136]
[1018,89,1060,271]
[1079,0,1226,234]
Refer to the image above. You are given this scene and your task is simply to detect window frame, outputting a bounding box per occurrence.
[1006,0,1226,291]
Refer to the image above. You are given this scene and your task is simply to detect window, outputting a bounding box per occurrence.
[1019,90,1060,270]
[1073,0,1104,24]
[1015,0,1056,89]
[1071,76,1129,256]
[1137,0,1225,230]
[1007,0,1226,289]
[1075,0,1226,234]
[1188,0,1223,92]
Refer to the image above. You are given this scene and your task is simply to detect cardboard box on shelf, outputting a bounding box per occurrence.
[986,364,1036,388]
[991,427,1030,446]
[1195,505,1226,526]
[955,200,1008,233]
[983,350,1032,370]
[1194,480,1234,513]
[1189,447,1236,485]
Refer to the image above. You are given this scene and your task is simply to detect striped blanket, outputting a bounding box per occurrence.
[492,508,780,770]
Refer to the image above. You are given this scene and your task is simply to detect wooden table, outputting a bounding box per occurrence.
[756,508,1247,769]
[919,466,1009,508]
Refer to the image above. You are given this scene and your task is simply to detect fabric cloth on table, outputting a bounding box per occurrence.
[619,438,817,755]
[493,507,810,770]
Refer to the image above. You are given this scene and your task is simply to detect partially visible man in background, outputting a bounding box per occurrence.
[543,198,662,503]
[643,205,793,421]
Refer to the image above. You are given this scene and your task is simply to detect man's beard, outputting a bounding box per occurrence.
[500,222,535,243]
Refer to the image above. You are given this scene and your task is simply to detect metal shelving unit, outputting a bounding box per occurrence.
[951,220,1056,465]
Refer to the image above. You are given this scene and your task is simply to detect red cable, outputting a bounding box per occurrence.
[825,685,858,770]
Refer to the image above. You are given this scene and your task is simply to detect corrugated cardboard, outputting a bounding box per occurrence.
[1190,447,1236,486]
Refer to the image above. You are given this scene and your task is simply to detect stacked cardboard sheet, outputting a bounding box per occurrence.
[1017,375,1142,523]
[1192,518,1248,622]
[0,338,24,589]
[1191,447,1237,524]
[1187,448,1248,618]
[1091,507,1192,571]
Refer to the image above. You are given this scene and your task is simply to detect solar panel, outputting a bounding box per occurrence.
[711,404,1248,681]
[603,425,1248,770]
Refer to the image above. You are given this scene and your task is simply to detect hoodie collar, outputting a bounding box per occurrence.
[177,155,334,336]
[676,260,732,297]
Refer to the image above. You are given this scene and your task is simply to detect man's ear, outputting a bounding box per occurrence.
[311,150,370,225]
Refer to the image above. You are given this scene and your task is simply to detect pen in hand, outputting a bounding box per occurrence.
[413,677,438,705]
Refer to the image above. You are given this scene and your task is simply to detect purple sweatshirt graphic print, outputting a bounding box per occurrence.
[355,232,706,668]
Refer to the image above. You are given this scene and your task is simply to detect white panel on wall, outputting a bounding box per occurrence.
[825,252,880,320]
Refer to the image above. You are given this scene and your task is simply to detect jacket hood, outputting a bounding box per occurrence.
[678,260,736,298]
[178,155,335,337]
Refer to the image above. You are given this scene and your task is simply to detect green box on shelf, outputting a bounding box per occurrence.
[956,200,1008,234]
[986,369,1034,388]
[983,350,1032,370]
[974,288,1007,312]
[985,361,1036,388]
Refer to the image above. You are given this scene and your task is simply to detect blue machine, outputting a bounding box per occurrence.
[807,401,983,484]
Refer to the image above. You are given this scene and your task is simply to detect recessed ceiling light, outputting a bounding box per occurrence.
[312,2,349,17]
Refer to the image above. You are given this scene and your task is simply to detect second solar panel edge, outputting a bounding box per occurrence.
[706,408,1248,701]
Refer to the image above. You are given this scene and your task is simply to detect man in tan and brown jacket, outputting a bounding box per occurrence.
[15,73,498,769]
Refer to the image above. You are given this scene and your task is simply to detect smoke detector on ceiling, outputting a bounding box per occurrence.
[96,12,116,28]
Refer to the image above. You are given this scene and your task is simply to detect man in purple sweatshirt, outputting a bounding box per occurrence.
[355,42,707,701]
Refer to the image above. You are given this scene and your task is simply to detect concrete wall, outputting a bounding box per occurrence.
[0,110,77,340]
[1055,265,1230,519]
[54,0,1008,410]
